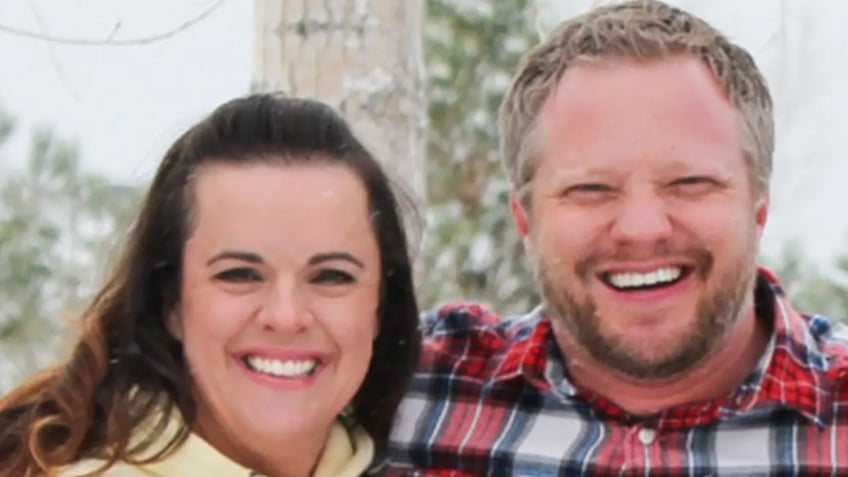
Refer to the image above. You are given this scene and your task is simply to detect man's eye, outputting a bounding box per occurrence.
[214,268,262,283]
[562,183,614,198]
[674,176,712,186]
[311,269,355,285]
[670,176,719,192]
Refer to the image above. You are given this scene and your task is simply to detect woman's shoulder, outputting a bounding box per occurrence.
[58,459,160,477]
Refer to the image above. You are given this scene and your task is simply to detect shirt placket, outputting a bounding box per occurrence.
[625,423,657,477]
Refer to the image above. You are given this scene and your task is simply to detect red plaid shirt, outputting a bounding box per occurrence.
[377,269,848,476]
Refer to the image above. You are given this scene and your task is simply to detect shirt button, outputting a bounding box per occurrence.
[638,427,657,445]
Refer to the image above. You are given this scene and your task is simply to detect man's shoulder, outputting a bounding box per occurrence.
[422,301,499,332]
[800,314,848,415]
[422,301,540,336]
[418,301,542,359]
[803,313,848,368]
[803,313,848,349]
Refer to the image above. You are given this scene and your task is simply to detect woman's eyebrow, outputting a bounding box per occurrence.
[308,251,365,268]
[205,250,264,266]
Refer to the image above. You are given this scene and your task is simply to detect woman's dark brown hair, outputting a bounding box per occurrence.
[0,94,422,476]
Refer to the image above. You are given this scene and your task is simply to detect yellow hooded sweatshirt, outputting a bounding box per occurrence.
[60,420,374,477]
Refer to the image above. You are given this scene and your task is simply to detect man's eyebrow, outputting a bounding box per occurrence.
[206,250,264,266]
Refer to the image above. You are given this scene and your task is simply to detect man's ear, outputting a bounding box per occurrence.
[510,193,530,239]
[754,191,769,242]
[755,195,769,228]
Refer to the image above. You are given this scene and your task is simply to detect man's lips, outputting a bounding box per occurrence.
[597,264,694,292]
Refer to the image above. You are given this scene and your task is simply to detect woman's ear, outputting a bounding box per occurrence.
[166,310,184,342]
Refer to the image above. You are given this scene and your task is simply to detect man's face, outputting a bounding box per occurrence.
[514,55,768,380]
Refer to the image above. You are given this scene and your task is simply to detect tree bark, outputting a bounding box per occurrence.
[252,0,427,204]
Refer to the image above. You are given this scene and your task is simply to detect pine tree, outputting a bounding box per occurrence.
[0,110,140,391]
[420,0,540,313]
[769,241,848,319]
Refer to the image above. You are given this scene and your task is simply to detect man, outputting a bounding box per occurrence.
[379,1,848,476]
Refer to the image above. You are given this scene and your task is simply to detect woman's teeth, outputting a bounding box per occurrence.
[244,356,318,378]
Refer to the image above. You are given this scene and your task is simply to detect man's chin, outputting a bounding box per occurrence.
[591,338,710,381]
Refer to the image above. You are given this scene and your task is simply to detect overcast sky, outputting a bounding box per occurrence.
[1,0,846,271]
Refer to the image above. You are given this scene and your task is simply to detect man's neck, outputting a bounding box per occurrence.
[555,309,771,416]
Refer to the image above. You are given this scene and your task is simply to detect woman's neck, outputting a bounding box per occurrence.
[194,411,331,477]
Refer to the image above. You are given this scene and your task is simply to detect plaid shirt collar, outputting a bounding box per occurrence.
[486,267,848,429]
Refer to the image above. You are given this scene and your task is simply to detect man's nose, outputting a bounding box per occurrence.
[608,192,673,246]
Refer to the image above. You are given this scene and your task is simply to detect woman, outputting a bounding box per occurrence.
[0,94,421,476]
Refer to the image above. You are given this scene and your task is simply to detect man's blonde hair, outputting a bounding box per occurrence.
[499,0,773,203]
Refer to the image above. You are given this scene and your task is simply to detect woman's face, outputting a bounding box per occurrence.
[172,160,381,453]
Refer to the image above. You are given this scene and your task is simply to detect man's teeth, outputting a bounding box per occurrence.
[608,267,682,289]
[244,356,318,378]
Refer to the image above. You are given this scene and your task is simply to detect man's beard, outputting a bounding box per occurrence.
[534,240,758,381]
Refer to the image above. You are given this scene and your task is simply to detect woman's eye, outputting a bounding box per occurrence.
[214,268,262,283]
[311,269,355,285]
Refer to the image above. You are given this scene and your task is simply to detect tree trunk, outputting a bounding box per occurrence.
[252,0,427,204]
